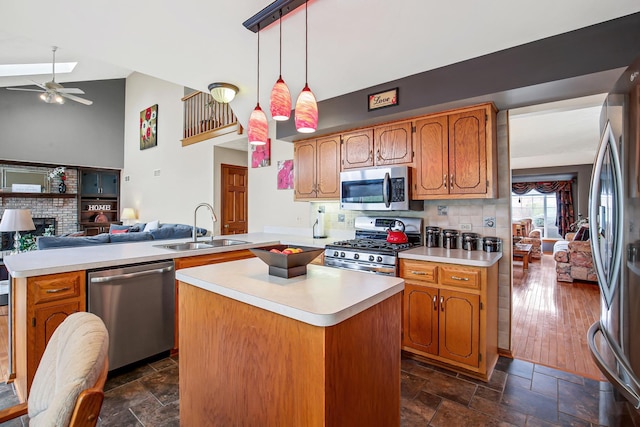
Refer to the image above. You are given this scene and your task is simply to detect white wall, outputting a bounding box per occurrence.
[122,72,246,232]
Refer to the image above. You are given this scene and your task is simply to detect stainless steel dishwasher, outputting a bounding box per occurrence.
[88,260,175,370]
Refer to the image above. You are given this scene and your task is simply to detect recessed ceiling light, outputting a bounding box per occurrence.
[0,62,77,77]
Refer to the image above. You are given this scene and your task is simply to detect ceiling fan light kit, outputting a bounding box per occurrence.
[5,46,93,106]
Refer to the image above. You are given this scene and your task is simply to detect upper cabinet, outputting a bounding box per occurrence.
[413,104,497,199]
[294,136,341,200]
[80,170,119,197]
[341,123,413,170]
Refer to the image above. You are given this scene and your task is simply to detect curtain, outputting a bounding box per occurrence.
[512,181,575,237]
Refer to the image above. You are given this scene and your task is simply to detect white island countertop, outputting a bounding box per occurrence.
[3,232,337,278]
[176,257,404,327]
[399,246,502,267]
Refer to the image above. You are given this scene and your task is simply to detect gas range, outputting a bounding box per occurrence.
[324,217,423,276]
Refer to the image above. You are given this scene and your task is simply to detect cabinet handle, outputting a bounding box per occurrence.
[450,174,454,188]
[450,275,469,281]
[443,174,447,189]
[432,295,437,311]
[46,287,71,294]
[369,150,373,161]
[440,296,444,311]
[376,149,381,161]
[410,270,427,275]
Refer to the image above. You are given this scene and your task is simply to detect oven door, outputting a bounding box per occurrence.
[340,166,410,211]
[324,257,397,276]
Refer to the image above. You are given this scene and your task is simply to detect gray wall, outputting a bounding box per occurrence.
[0,79,125,168]
[512,164,593,219]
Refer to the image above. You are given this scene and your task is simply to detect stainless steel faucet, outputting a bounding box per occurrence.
[193,202,217,242]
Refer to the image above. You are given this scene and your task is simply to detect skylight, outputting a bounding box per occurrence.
[0,62,77,77]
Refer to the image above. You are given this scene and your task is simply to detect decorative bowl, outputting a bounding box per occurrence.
[249,245,324,278]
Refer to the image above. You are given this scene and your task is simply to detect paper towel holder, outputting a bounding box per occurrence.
[313,218,327,239]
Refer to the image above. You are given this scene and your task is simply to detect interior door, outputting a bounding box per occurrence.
[221,164,248,235]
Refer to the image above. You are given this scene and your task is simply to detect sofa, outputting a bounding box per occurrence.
[37,222,207,250]
[553,226,596,283]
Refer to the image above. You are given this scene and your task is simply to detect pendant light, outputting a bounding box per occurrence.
[269,10,291,121]
[295,0,318,133]
[248,27,269,145]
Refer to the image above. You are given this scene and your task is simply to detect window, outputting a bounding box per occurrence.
[512,189,561,238]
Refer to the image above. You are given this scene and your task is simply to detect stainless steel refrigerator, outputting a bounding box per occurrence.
[588,57,640,409]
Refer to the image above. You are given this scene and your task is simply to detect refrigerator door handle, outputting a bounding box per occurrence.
[588,321,640,409]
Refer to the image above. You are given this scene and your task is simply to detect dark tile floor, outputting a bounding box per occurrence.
[1,355,639,426]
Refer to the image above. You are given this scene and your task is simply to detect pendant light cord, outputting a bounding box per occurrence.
[305,0,308,84]
[257,27,260,104]
[279,11,283,77]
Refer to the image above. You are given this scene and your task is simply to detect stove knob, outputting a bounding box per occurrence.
[377,256,383,262]
[340,252,346,258]
[333,251,339,257]
[369,255,375,262]
[354,253,359,260]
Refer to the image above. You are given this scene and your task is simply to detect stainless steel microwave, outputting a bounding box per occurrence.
[339,166,423,211]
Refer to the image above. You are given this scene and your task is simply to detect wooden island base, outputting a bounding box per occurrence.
[179,281,401,426]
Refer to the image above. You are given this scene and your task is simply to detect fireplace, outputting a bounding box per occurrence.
[1,217,56,251]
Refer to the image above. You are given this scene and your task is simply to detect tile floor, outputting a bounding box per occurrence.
[0,354,639,426]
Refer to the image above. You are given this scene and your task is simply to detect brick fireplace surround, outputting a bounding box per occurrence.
[0,164,79,238]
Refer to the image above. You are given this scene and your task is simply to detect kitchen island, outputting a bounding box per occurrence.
[176,257,404,426]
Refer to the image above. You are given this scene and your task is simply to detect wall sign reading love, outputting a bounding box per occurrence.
[368,87,399,111]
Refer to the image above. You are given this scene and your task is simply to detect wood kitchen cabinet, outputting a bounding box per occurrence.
[400,259,497,381]
[341,123,413,170]
[294,135,341,200]
[172,249,255,353]
[13,270,86,399]
[413,104,497,199]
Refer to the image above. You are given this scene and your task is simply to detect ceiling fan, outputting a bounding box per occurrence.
[6,47,93,105]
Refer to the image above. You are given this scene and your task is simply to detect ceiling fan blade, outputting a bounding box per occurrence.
[60,93,93,105]
[6,87,45,93]
[57,88,85,95]
[29,80,48,90]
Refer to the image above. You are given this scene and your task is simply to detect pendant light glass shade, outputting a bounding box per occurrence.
[295,84,318,133]
[248,103,268,145]
[270,77,291,121]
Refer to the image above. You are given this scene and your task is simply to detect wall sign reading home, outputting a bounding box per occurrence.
[368,88,398,111]
[86,204,112,211]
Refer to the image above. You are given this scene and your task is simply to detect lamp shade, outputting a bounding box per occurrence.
[208,83,239,104]
[295,84,318,133]
[270,77,291,121]
[121,208,137,220]
[0,209,36,232]
[248,104,268,145]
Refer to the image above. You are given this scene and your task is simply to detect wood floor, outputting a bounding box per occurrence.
[511,254,605,381]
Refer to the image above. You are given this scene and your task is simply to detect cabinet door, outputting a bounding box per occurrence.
[403,283,438,355]
[342,130,373,170]
[374,122,413,166]
[33,300,83,376]
[99,171,120,197]
[81,171,101,195]
[316,136,341,199]
[438,289,479,368]
[294,140,317,200]
[448,109,487,195]
[413,116,449,197]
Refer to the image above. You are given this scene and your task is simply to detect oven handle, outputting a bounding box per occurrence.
[383,172,391,208]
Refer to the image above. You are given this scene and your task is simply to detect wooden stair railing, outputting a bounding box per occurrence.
[181,91,243,147]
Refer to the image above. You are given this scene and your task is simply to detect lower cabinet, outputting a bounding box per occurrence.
[13,270,86,399]
[400,259,497,381]
[172,249,255,353]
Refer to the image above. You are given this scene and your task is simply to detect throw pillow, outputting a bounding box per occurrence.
[573,225,590,241]
[143,220,159,232]
[111,229,129,234]
[109,224,130,233]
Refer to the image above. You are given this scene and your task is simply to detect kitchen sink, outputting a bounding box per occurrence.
[157,239,249,251]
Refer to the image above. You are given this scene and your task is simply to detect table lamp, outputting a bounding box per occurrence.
[121,208,137,225]
[0,209,36,254]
